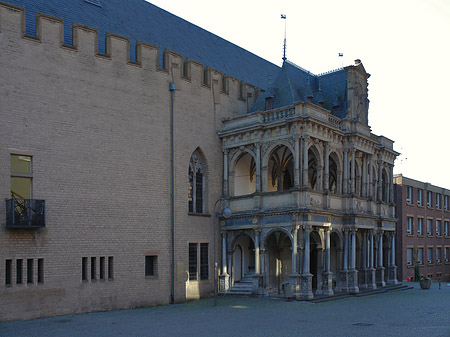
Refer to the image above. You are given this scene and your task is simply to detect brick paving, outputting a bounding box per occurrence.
[1,282,449,337]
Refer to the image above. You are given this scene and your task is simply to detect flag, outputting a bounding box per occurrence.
[281,14,286,19]
[338,53,343,57]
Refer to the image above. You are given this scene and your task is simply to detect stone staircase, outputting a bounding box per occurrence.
[227,274,254,295]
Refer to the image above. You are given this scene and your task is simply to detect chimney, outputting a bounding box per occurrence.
[354,59,361,65]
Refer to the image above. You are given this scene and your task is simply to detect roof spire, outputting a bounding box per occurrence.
[281,14,287,63]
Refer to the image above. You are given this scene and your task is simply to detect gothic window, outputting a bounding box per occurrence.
[188,151,205,213]
[233,153,256,196]
[381,169,388,203]
[308,149,318,191]
[329,156,338,194]
[268,146,293,192]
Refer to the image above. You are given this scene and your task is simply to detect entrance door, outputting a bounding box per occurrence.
[234,245,242,282]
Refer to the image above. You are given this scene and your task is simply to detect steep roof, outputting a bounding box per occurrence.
[4,0,280,89]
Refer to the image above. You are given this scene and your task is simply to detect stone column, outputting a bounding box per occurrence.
[252,230,263,294]
[389,165,394,203]
[223,149,228,196]
[343,151,348,194]
[350,149,355,195]
[362,155,367,197]
[300,226,313,299]
[376,233,386,286]
[348,230,359,293]
[322,227,334,296]
[339,229,349,292]
[256,143,261,193]
[219,232,230,292]
[294,137,300,187]
[227,249,233,286]
[368,159,373,198]
[302,136,309,188]
[387,234,398,284]
[289,226,301,298]
[323,142,329,192]
[360,231,368,289]
[367,231,376,289]
[377,161,383,202]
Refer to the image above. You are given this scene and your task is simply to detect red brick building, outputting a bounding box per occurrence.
[394,175,450,281]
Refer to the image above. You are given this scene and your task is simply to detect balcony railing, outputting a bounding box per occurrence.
[6,198,45,229]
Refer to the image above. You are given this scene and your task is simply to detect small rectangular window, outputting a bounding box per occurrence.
[406,186,412,203]
[427,219,432,235]
[444,195,448,210]
[38,259,44,284]
[5,259,12,285]
[91,257,96,280]
[100,257,105,280]
[145,256,157,276]
[406,217,413,235]
[427,248,433,264]
[82,257,88,281]
[427,191,432,207]
[417,218,423,235]
[417,248,423,265]
[445,221,449,236]
[445,248,449,262]
[27,259,33,284]
[436,248,441,263]
[200,243,209,280]
[10,154,32,199]
[417,189,423,205]
[16,259,23,284]
[189,243,198,281]
[436,220,442,236]
[436,193,441,209]
[108,257,114,279]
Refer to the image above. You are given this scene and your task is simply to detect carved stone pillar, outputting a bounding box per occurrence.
[322,227,334,296]
[323,142,329,192]
[302,136,309,188]
[377,160,383,202]
[343,151,348,194]
[348,230,359,293]
[223,149,228,196]
[367,231,376,289]
[387,234,398,284]
[339,229,349,292]
[350,149,355,195]
[362,155,367,197]
[389,165,394,203]
[360,231,368,289]
[256,143,261,193]
[294,137,300,187]
[376,232,386,287]
[300,226,313,299]
[219,232,230,293]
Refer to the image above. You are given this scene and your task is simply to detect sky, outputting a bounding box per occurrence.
[149,0,450,189]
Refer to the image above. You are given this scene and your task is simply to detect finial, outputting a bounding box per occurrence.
[281,14,287,62]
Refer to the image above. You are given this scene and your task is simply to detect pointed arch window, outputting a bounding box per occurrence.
[188,152,204,213]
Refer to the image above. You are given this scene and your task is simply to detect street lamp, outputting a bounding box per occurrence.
[213,198,232,306]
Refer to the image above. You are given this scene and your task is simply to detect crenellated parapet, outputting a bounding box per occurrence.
[0,1,259,105]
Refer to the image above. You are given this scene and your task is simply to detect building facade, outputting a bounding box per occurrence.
[1,0,398,321]
[394,175,450,282]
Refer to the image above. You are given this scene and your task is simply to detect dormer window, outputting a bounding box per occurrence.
[265,96,274,110]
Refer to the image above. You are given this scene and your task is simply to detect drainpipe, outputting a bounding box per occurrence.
[169,82,176,304]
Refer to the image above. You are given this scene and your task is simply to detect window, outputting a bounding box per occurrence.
[417,189,423,205]
[200,243,209,280]
[91,257,96,280]
[10,154,32,199]
[417,248,424,265]
[407,248,413,266]
[445,221,449,236]
[436,220,442,236]
[27,259,33,284]
[16,259,23,284]
[5,259,12,285]
[189,243,198,281]
[188,151,205,213]
[145,256,157,276]
[436,248,441,263]
[406,217,413,234]
[37,259,44,284]
[427,191,432,207]
[427,219,432,235]
[82,257,88,281]
[108,257,114,279]
[407,186,412,203]
[427,248,433,264]
[445,247,449,262]
[445,195,448,210]
[417,218,423,235]
[100,257,105,280]
[436,193,441,209]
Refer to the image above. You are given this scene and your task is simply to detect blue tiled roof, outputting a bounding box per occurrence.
[3,0,280,89]
[250,61,348,118]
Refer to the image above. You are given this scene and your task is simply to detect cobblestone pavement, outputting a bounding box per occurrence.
[1,282,449,337]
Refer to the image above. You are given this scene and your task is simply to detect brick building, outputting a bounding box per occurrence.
[394,174,450,282]
[1,0,398,321]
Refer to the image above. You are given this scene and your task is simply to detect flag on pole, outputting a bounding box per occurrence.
[338,53,343,57]
[281,14,286,19]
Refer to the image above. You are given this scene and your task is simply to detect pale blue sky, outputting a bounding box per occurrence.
[149,0,450,189]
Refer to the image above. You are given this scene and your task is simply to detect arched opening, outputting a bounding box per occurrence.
[330,232,341,288]
[232,234,254,284]
[310,231,322,290]
[233,152,256,196]
[308,149,319,191]
[329,153,339,194]
[267,146,294,192]
[265,231,292,293]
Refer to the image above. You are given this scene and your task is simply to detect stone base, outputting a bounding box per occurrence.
[336,269,349,293]
[289,274,302,299]
[376,266,386,287]
[322,271,334,296]
[348,269,359,293]
[387,265,398,285]
[219,273,230,293]
[366,268,377,290]
[300,273,313,300]
[252,274,264,295]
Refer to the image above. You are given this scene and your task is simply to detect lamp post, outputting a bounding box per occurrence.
[213,198,232,306]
